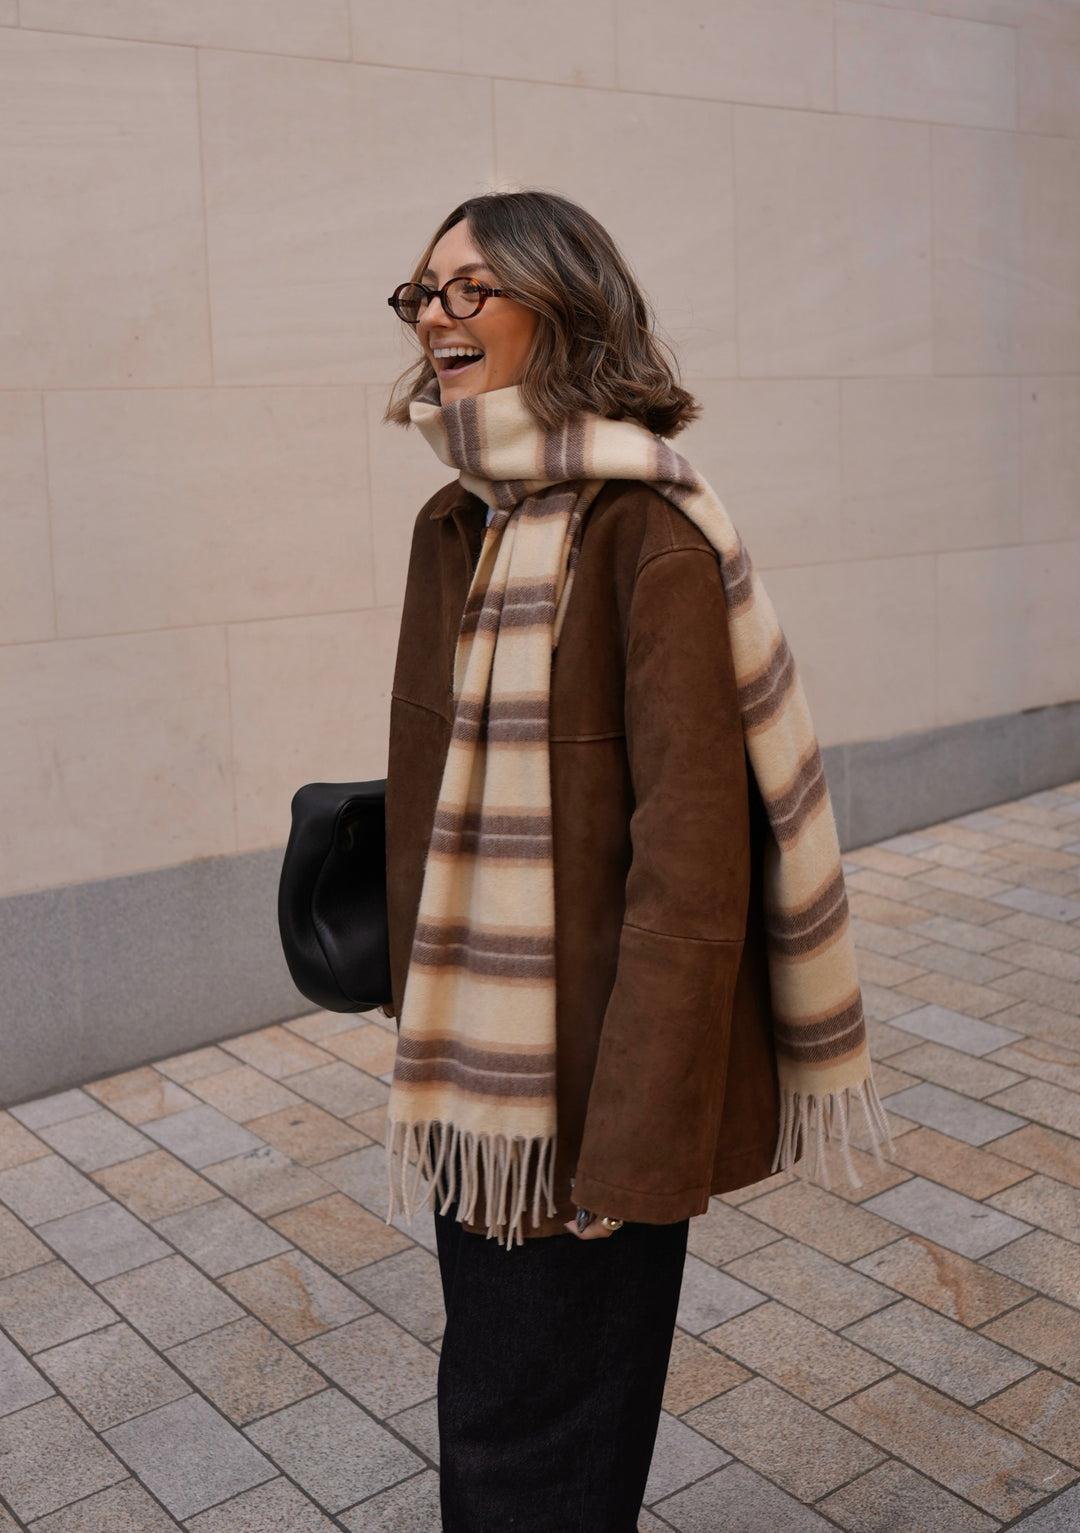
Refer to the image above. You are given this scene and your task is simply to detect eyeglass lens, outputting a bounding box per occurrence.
[395,279,486,324]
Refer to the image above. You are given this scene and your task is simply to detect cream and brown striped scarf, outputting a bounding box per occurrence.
[387,383,890,1244]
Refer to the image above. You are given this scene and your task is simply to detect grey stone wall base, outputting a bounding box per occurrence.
[1,699,1078,1108]
[824,698,1080,851]
[0,849,306,1109]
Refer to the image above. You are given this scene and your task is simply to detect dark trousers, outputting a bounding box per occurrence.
[434,1208,689,1533]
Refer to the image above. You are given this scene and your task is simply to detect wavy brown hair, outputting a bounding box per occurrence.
[385,190,699,438]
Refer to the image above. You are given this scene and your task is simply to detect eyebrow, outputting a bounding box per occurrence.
[420,261,493,283]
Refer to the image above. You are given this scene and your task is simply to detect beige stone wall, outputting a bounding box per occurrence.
[2,0,1079,899]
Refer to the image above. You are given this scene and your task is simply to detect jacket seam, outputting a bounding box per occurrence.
[391,691,452,723]
[635,544,720,581]
[622,920,744,947]
[550,730,625,743]
[575,1171,710,1201]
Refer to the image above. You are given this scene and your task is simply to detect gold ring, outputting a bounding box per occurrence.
[600,1216,624,1232]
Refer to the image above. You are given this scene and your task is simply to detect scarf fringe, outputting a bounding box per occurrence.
[386,1118,557,1248]
[772,1075,893,1191]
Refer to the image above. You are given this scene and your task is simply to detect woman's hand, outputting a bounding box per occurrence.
[565,1209,622,1240]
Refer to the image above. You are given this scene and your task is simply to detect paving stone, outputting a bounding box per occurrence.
[655,1461,834,1533]
[91,1149,219,1222]
[344,1246,445,1342]
[661,1330,749,1416]
[243,1102,371,1167]
[674,1254,764,1335]
[704,1300,891,1407]
[641,1411,728,1504]
[187,1066,303,1124]
[854,1235,1033,1325]
[339,1469,441,1533]
[685,1197,779,1266]
[35,1321,189,1430]
[387,1396,439,1464]
[742,1180,901,1261]
[863,1059,921,1097]
[991,886,1080,923]
[0,1396,125,1521]
[901,941,1017,986]
[35,1111,153,1173]
[848,891,926,929]
[720,1167,798,1206]
[140,1105,266,1169]
[684,1376,880,1501]
[299,1313,438,1418]
[220,1248,369,1344]
[881,1082,1027,1146]
[979,1371,1080,1467]
[314,1143,437,1249]
[993,965,1080,1015]
[0,1113,50,1171]
[830,1373,1074,1520]
[816,1140,913,1202]
[854,919,936,959]
[220,1025,334,1080]
[283,1062,389,1119]
[0,1332,52,1417]
[907,915,1015,953]
[987,1080,1080,1138]
[36,1201,170,1283]
[988,1174,1080,1243]
[887,1126,1031,1200]
[0,1155,109,1225]
[84,1065,199,1126]
[995,1000,1080,1051]
[186,1475,339,1531]
[857,949,928,987]
[9,1090,98,1131]
[152,1196,291,1278]
[348,1104,390,1143]
[283,1010,363,1042]
[0,1261,116,1351]
[26,1477,182,1531]
[98,1255,243,1348]
[166,1316,323,1425]
[0,1207,50,1279]
[202,1144,331,1217]
[269,1194,410,1274]
[817,1458,998,1533]
[996,940,1080,984]
[1010,1483,1080,1530]
[861,981,924,1022]
[888,1041,1024,1100]
[991,911,1080,953]
[321,1023,398,1076]
[984,1229,1080,1305]
[865,1019,929,1059]
[244,1388,422,1513]
[990,1035,1080,1094]
[899,971,1016,1019]
[724,1236,894,1329]
[104,1393,275,1521]
[992,1125,1080,1189]
[863,1177,1032,1258]
[154,1045,234,1084]
[983,1297,1080,1380]
[843,1296,1034,1404]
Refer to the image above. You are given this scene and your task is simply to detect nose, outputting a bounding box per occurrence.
[418,293,452,338]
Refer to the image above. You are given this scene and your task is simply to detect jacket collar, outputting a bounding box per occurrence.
[429,481,485,521]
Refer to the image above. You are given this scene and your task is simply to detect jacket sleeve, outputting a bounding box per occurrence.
[570,544,751,1224]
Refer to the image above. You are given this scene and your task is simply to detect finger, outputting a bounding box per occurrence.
[563,1218,613,1240]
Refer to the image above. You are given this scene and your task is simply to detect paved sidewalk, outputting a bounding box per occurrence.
[2,784,1080,1531]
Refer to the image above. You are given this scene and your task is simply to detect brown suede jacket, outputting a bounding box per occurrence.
[385,477,780,1236]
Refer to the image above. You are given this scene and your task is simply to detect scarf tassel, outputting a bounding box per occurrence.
[386,1119,558,1248]
[772,1075,893,1191]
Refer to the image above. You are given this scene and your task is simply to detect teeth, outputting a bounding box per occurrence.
[433,347,484,359]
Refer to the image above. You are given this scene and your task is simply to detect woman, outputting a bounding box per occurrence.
[381,190,887,1533]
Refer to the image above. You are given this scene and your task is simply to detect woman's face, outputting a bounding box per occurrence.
[417,221,540,404]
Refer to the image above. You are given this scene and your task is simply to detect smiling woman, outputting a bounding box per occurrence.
[378,189,884,1533]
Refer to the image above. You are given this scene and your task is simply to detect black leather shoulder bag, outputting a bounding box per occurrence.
[277,779,393,1013]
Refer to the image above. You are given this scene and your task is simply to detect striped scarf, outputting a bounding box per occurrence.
[387,384,889,1245]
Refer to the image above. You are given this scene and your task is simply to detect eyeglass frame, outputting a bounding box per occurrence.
[387,277,514,325]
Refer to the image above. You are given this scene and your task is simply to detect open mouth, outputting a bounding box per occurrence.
[433,346,485,374]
